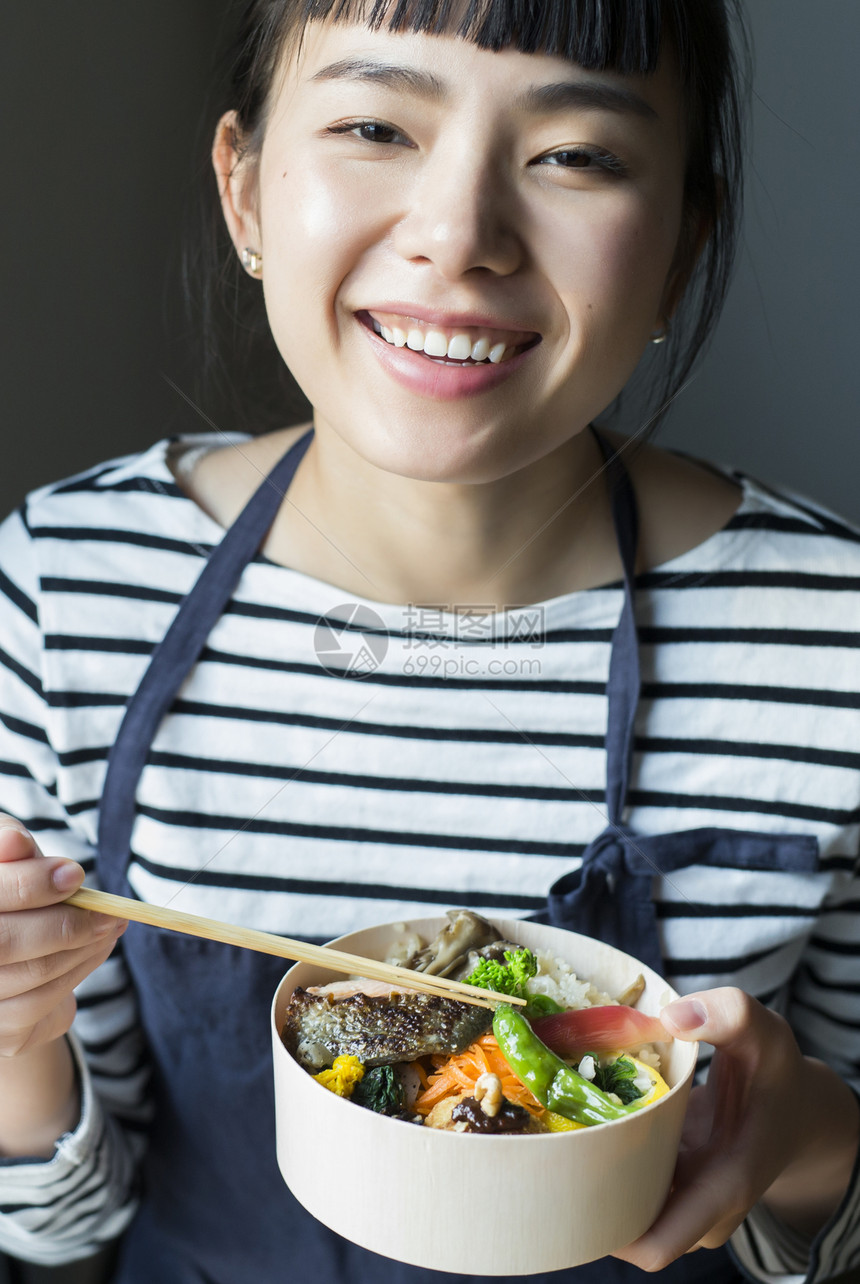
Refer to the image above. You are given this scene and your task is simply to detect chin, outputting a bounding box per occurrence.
[339,416,533,486]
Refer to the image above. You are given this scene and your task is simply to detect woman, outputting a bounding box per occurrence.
[0,1,857,1281]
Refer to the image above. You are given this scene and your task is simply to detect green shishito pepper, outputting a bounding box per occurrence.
[492,1003,642,1127]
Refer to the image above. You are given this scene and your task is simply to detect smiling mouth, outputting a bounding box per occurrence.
[358,310,541,365]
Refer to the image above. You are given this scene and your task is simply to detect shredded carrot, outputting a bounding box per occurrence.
[413,1033,546,1120]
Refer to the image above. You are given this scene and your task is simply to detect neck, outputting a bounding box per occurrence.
[269,423,621,611]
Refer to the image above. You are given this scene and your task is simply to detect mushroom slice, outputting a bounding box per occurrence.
[615,973,646,1007]
[405,910,501,978]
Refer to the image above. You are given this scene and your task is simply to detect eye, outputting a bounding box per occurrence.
[326,119,412,147]
[536,147,628,177]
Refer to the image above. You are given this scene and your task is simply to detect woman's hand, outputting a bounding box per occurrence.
[0,815,128,1156]
[613,986,860,1272]
[0,815,126,1058]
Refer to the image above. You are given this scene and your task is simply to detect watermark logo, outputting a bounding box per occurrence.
[314,603,389,677]
[402,604,544,647]
[313,602,545,678]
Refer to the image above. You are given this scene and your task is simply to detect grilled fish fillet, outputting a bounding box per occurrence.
[282,978,493,1071]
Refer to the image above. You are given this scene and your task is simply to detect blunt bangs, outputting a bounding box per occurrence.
[294,0,664,72]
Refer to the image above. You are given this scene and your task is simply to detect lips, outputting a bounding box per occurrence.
[356,307,541,401]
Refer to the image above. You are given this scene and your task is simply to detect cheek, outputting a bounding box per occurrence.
[261,163,359,286]
[554,200,678,321]
[543,197,682,386]
[606,208,680,308]
[257,161,372,376]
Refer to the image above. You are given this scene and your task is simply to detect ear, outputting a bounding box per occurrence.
[212,110,263,277]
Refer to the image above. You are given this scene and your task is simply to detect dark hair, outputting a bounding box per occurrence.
[185,0,750,437]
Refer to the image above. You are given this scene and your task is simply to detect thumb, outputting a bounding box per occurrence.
[0,817,41,862]
[661,995,709,1038]
[662,987,775,1063]
[0,817,86,897]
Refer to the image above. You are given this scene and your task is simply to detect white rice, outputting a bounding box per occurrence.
[526,950,617,1011]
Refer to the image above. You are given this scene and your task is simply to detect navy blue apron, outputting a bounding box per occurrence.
[96,426,816,1283]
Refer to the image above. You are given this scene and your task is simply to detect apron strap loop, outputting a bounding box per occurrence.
[546,828,664,976]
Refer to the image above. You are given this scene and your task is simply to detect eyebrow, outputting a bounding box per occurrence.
[309,57,659,121]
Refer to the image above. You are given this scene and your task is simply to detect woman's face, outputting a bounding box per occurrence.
[218,20,691,483]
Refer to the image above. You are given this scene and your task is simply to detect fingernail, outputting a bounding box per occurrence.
[92,914,117,934]
[52,863,83,893]
[662,998,708,1032]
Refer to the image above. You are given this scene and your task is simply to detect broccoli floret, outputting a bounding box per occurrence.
[464,947,538,1001]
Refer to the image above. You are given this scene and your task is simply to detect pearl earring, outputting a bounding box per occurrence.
[242,248,263,274]
[650,325,668,345]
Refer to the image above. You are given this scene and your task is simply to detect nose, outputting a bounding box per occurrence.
[393,145,523,281]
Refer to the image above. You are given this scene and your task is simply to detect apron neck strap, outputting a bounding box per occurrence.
[97,428,315,884]
[592,428,642,827]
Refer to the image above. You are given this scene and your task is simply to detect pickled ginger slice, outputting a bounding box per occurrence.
[531,1005,670,1058]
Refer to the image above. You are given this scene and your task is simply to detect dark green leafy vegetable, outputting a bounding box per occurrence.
[351,1065,404,1115]
[590,1055,645,1105]
[464,947,538,1001]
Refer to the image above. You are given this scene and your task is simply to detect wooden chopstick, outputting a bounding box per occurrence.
[65,887,526,1010]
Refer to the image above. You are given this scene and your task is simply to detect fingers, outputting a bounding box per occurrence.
[0,851,86,913]
[613,1143,755,1270]
[0,902,121,967]
[0,817,43,863]
[0,816,127,1059]
[0,932,123,1057]
[0,815,86,912]
[0,816,120,955]
[0,932,125,1001]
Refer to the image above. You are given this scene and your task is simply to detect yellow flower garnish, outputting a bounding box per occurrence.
[313,1055,366,1098]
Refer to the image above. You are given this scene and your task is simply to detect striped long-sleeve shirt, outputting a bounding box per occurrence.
[0,433,858,1280]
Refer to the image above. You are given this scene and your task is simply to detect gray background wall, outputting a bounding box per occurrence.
[660,2,859,515]
[2,2,858,521]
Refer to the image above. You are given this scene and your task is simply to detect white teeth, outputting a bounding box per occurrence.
[371,315,519,364]
[447,333,473,360]
[423,330,450,358]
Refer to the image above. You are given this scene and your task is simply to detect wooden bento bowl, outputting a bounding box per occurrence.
[271,917,697,1276]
